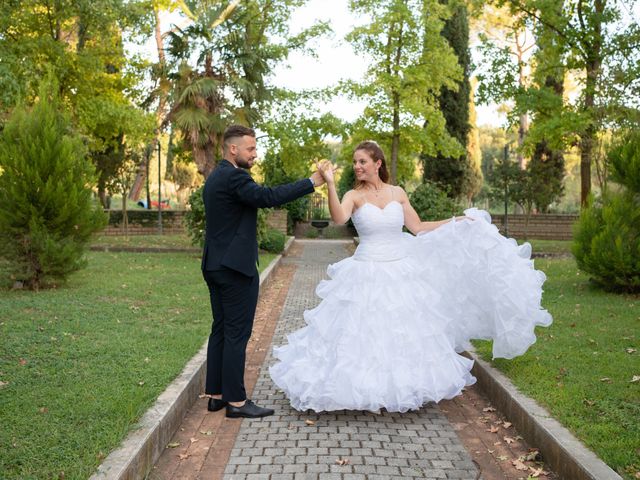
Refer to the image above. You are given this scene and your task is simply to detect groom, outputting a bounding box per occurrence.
[202,124,324,418]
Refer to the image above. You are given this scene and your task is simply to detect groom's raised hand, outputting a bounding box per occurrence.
[310,168,326,188]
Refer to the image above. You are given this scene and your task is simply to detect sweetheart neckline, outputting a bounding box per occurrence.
[353,200,402,216]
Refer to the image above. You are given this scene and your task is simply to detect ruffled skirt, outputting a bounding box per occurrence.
[269,208,552,412]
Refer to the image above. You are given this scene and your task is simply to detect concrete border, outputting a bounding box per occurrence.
[466,349,622,480]
[90,237,295,480]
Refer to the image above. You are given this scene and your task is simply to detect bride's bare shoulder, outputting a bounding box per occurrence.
[392,185,409,201]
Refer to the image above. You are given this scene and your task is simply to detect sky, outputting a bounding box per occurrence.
[144,0,505,128]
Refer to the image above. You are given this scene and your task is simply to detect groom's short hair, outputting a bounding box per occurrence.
[223,124,255,145]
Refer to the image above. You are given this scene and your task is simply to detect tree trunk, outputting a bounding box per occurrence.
[578,0,603,207]
[122,188,129,237]
[516,34,528,170]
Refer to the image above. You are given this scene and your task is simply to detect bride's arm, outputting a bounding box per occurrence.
[325,178,355,225]
[317,161,355,225]
[399,188,467,235]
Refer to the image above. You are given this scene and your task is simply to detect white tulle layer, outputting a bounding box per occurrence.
[269,208,552,413]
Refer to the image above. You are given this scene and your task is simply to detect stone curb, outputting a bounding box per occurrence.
[466,349,622,480]
[89,237,295,480]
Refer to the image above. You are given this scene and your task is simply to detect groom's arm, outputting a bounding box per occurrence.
[228,168,315,208]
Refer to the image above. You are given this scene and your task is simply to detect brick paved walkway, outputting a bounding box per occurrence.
[223,240,480,480]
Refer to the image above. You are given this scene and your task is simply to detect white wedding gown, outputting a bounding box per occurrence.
[269,202,552,413]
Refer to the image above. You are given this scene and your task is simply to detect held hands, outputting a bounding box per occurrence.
[314,159,337,186]
[310,169,326,188]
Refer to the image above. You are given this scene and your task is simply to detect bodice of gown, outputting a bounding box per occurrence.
[351,201,410,262]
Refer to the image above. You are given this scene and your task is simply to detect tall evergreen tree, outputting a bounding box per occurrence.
[0,80,107,289]
[422,0,473,198]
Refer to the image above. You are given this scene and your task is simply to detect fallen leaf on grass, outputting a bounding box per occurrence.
[19,358,27,366]
[512,459,529,471]
[335,458,349,466]
[304,419,316,426]
[486,425,500,433]
[599,377,612,383]
[626,348,637,354]
[0,381,8,388]
[166,442,180,448]
[39,407,48,414]
[138,381,145,386]
[630,375,640,383]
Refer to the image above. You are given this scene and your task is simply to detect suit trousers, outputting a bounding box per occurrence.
[203,267,259,402]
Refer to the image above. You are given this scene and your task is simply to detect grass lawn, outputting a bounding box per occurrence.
[0,250,276,480]
[91,233,196,249]
[474,257,639,479]
[519,239,573,254]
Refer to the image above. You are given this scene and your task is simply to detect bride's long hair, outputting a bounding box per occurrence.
[353,140,390,190]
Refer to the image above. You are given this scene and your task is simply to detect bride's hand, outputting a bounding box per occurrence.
[315,160,336,184]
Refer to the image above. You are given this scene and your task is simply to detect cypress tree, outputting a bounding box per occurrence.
[0,79,107,289]
[422,1,473,199]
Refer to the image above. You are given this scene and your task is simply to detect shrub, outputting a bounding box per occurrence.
[185,185,205,247]
[259,228,286,253]
[409,180,462,221]
[572,130,640,293]
[573,192,640,292]
[0,80,107,289]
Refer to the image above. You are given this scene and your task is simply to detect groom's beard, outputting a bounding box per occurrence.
[236,157,255,169]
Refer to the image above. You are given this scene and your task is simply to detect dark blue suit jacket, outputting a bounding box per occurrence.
[201,159,314,277]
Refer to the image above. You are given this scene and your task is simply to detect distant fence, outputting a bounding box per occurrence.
[102,210,186,236]
[491,213,578,240]
[101,209,577,240]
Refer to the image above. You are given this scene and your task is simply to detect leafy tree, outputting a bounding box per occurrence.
[165,0,329,177]
[345,0,464,185]
[473,2,535,168]
[0,80,107,289]
[490,0,640,206]
[0,0,155,207]
[260,105,345,229]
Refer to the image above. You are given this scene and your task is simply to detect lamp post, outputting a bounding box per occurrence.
[157,140,163,235]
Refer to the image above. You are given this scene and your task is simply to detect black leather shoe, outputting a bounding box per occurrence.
[207,398,227,412]
[226,399,274,418]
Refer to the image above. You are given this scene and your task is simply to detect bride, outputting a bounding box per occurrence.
[269,140,552,413]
